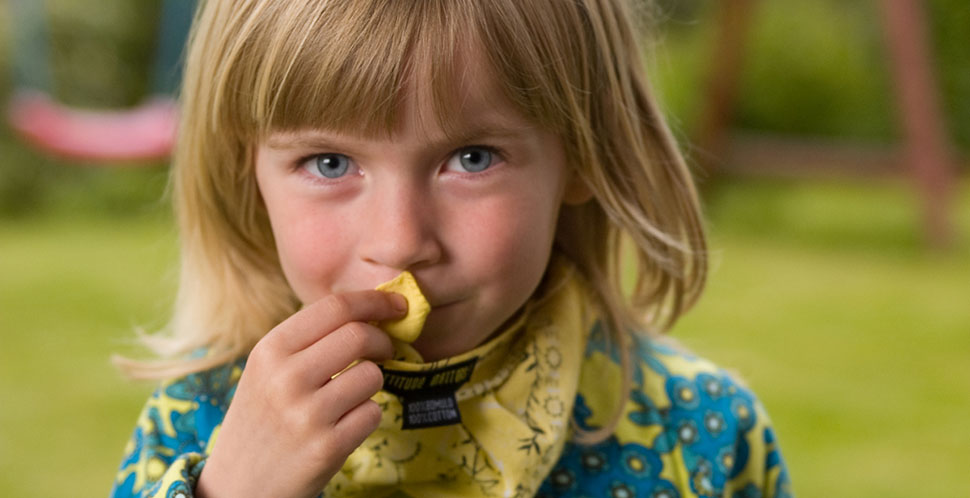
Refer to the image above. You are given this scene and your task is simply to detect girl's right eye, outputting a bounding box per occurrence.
[303,153,358,179]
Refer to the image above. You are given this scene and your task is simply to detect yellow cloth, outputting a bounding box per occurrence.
[375,271,431,343]
[324,260,593,498]
[112,255,792,497]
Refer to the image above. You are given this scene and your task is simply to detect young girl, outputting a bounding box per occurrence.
[112,0,792,497]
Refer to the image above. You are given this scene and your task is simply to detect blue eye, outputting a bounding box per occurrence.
[446,146,495,173]
[310,153,353,178]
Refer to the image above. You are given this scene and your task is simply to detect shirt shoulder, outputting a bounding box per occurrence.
[540,324,793,497]
[158,356,244,448]
[111,357,245,497]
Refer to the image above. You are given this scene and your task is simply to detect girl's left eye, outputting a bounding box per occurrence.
[303,153,359,179]
[444,146,499,173]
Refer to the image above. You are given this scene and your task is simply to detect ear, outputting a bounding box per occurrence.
[563,170,594,205]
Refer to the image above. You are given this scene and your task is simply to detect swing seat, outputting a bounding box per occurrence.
[7,91,178,162]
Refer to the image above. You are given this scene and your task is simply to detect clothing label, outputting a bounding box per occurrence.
[381,357,478,429]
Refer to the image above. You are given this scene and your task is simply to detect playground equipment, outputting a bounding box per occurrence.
[695,0,959,248]
[5,0,194,162]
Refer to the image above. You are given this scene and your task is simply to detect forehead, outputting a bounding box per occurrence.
[224,0,545,143]
[393,45,534,141]
[264,57,540,149]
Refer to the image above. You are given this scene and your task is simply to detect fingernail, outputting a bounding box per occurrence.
[391,293,408,312]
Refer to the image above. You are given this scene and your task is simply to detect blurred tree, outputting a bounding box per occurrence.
[927,0,970,150]
[650,0,968,158]
[45,0,161,108]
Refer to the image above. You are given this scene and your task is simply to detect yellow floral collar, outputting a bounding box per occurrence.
[324,259,593,497]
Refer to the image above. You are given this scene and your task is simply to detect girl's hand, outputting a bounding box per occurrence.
[195,290,405,498]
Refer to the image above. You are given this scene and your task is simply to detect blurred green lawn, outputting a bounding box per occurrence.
[1,178,968,497]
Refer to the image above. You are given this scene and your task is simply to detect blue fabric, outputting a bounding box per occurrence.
[112,333,792,497]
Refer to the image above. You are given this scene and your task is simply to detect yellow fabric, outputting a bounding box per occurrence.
[324,260,593,498]
[112,261,793,497]
[375,271,431,343]
[135,453,203,498]
[570,336,789,497]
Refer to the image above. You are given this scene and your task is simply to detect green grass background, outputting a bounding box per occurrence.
[1,2,968,494]
[1,177,968,497]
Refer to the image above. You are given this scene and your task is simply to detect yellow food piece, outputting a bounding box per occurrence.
[375,271,430,343]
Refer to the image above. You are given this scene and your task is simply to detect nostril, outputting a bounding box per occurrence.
[358,185,442,270]
[359,221,442,270]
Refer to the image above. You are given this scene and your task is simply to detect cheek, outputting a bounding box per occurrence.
[452,189,562,288]
[265,201,353,302]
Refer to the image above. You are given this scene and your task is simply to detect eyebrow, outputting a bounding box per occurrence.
[265,134,343,150]
[264,119,537,151]
[436,122,535,146]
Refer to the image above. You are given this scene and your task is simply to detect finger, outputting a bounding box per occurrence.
[314,360,384,424]
[330,399,383,456]
[295,321,393,385]
[269,290,406,354]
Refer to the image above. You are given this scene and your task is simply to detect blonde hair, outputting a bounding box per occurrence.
[116,0,706,442]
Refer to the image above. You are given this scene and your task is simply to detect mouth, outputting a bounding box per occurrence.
[428,299,460,312]
[422,289,468,310]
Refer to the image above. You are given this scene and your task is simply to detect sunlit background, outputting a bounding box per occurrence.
[1,1,968,496]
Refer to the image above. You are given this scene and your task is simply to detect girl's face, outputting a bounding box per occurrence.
[255,61,583,361]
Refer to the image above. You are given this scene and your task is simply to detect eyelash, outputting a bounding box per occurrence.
[443,145,505,176]
[297,153,360,182]
[295,145,507,183]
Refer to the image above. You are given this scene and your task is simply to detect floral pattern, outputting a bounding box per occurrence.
[536,331,793,497]
[112,324,792,498]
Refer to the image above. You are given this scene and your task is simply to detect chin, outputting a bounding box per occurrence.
[411,329,458,361]
[411,321,481,361]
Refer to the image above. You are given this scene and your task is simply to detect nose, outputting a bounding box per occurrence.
[358,182,443,271]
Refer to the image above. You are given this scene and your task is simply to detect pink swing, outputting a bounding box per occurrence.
[8,91,177,162]
[6,0,191,163]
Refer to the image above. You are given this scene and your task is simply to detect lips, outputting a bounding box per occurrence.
[410,285,467,310]
[418,299,453,318]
